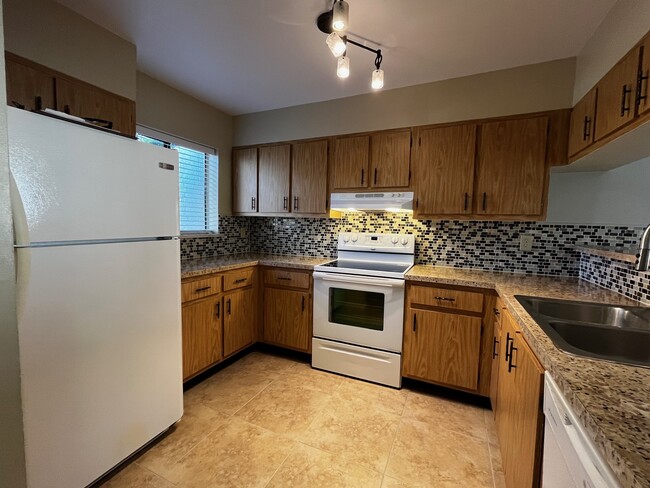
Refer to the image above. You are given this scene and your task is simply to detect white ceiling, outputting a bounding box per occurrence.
[54,0,616,115]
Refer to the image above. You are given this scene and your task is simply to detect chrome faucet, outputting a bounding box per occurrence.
[636,223,650,271]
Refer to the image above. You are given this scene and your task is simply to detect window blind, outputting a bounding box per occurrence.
[136,127,219,234]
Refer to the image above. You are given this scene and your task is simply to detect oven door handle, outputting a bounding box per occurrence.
[313,272,405,288]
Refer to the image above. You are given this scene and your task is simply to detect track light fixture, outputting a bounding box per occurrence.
[317,1,384,90]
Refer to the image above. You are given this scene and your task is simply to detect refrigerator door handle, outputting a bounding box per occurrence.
[9,170,31,318]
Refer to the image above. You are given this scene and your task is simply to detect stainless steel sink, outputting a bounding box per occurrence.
[515,296,650,368]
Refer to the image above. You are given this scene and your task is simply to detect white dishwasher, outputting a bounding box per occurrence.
[542,373,621,488]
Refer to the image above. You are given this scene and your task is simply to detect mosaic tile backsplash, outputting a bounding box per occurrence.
[579,252,650,305]
[181,213,647,303]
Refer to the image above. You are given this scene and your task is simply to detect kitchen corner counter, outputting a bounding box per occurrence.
[181,253,332,279]
[406,265,650,488]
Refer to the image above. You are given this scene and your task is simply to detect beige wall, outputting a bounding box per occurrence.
[3,0,136,99]
[136,72,233,215]
[573,0,650,103]
[233,58,576,146]
[0,0,27,485]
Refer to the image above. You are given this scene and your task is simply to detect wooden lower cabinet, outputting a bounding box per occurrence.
[223,286,257,358]
[489,298,504,408]
[495,310,544,488]
[403,283,494,395]
[403,309,482,390]
[263,287,311,351]
[181,295,222,381]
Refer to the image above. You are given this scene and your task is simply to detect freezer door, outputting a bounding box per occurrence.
[17,240,183,488]
[8,107,179,243]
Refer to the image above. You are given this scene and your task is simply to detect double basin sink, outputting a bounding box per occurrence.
[516,296,650,368]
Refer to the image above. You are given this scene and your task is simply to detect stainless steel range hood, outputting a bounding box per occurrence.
[330,192,414,212]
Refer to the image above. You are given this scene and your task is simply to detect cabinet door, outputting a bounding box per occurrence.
[263,287,310,352]
[232,148,258,213]
[403,309,482,391]
[370,130,411,188]
[595,47,640,140]
[414,124,476,215]
[223,287,256,357]
[637,33,650,117]
[475,117,548,216]
[55,78,135,136]
[181,295,222,380]
[568,88,597,157]
[291,139,328,214]
[258,145,291,213]
[496,312,544,488]
[332,135,370,189]
[5,57,55,111]
[489,303,502,410]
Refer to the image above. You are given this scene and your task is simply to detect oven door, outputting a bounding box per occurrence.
[313,271,404,352]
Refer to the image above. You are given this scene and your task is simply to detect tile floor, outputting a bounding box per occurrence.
[99,351,506,488]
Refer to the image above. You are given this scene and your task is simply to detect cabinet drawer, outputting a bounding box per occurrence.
[264,268,310,289]
[181,275,222,303]
[409,285,484,313]
[223,268,255,291]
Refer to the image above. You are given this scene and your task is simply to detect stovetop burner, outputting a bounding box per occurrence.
[319,259,412,275]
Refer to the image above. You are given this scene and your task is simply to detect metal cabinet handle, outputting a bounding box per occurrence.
[194,286,211,293]
[412,313,417,332]
[505,333,513,362]
[234,278,247,284]
[583,116,591,141]
[493,308,500,316]
[620,84,632,116]
[227,298,231,315]
[294,196,299,211]
[637,70,649,106]
[361,169,365,185]
[482,192,487,211]
[278,277,292,281]
[508,341,518,373]
[251,197,255,210]
[215,302,220,319]
[374,168,378,185]
[492,337,499,359]
[301,296,305,312]
[464,192,468,211]
[434,296,456,302]
[283,196,288,210]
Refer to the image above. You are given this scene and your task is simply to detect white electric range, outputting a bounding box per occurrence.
[312,232,415,388]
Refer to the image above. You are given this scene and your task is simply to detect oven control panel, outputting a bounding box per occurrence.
[338,233,415,254]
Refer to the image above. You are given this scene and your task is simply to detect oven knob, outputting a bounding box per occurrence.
[342,235,350,243]
[401,237,409,246]
[351,234,358,242]
[391,236,399,244]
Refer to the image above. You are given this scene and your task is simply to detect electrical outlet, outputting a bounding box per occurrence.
[520,234,534,252]
[240,227,248,238]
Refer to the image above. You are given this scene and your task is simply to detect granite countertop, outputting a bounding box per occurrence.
[406,265,649,488]
[181,253,333,279]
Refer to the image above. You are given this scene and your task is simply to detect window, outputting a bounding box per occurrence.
[136,127,219,234]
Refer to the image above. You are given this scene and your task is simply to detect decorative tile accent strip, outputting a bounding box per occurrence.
[180,216,250,260]
[579,252,650,305]
[249,213,642,276]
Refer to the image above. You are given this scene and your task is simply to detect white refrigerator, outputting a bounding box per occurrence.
[8,107,184,488]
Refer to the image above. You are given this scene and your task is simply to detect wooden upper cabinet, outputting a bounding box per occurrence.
[258,144,291,213]
[595,47,640,141]
[637,33,650,117]
[568,88,597,157]
[332,135,370,190]
[370,130,411,188]
[291,139,328,215]
[232,148,258,214]
[414,124,476,216]
[6,57,55,111]
[403,308,482,391]
[475,117,548,216]
[55,78,135,136]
